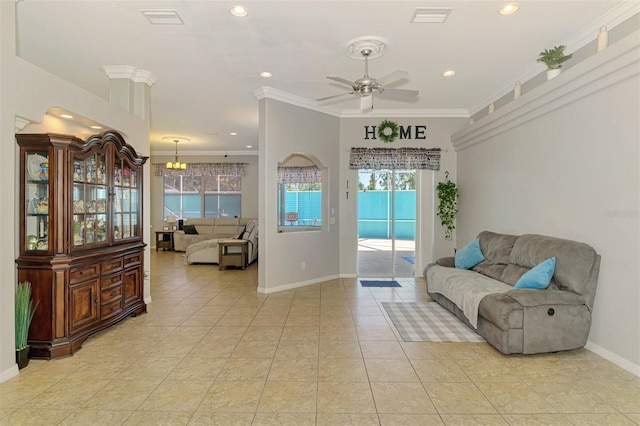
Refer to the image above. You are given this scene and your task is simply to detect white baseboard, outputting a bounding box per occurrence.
[586,341,640,377]
[0,364,19,384]
[257,273,353,294]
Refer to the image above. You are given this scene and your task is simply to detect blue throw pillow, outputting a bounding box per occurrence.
[454,238,485,269]
[514,257,556,289]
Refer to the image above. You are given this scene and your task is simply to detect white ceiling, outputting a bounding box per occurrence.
[15,1,633,154]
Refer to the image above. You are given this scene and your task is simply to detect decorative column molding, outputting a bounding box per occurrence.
[103,66,156,120]
[15,116,30,132]
[103,66,157,86]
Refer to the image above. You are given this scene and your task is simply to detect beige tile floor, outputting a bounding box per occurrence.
[1,250,639,425]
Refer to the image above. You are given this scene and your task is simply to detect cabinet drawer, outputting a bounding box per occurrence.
[70,264,99,284]
[101,272,122,290]
[101,286,123,304]
[124,253,141,267]
[101,299,123,320]
[101,257,123,274]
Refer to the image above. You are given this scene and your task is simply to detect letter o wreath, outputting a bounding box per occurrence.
[377,120,399,143]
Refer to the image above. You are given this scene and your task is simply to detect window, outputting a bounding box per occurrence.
[164,175,241,219]
[277,154,325,231]
[277,181,322,227]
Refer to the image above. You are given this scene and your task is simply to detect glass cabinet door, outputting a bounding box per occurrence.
[72,153,107,248]
[113,161,140,240]
[25,151,50,251]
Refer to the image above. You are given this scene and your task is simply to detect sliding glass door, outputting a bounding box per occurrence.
[357,169,416,277]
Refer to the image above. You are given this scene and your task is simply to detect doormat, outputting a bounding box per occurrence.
[401,256,415,264]
[360,280,401,288]
[382,302,485,342]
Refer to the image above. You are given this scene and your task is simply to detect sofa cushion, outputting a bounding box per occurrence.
[472,231,519,280]
[514,257,556,289]
[455,238,485,269]
[478,231,519,264]
[183,224,198,235]
[509,234,598,297]
[240,221,257,240]
[184,218,216,235]
[213,217,241,238]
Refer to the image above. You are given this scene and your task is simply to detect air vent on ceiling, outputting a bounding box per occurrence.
[140,9,184,25]
[411,7,453,24]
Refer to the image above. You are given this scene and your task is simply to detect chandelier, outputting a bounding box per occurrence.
[165,138,188,170]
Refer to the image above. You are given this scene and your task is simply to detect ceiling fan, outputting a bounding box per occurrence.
[317,48,419,108]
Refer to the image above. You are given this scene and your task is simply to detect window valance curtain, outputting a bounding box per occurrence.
[154,163,248,177]
[349,147,442,170]
[277,166,321,184]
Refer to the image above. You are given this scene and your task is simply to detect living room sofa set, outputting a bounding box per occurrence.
[172,217,258,266]
[424,231,601,355]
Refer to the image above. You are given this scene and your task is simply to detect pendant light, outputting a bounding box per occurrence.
[166,138,187,170]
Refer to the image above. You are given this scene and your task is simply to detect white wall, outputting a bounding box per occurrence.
[0,0,19,382]
[149,154,259,239]
[0,1,150,382]
[453,31,640,373]
[337,117,467,277]
[258,98,341,292]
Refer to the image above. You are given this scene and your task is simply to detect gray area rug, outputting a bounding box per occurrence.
[382,302,485,342]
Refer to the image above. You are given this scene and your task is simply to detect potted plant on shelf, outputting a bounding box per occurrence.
[537,45,573,80]
[15,281,38,369]
[436,176,458,241]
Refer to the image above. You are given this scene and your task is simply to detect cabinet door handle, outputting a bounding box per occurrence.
[95,298,98,304]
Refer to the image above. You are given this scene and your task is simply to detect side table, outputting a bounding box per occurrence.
[155,230,175,251]
[218,239,248,270]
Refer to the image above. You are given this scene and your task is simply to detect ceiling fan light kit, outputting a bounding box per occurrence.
[317,38,419,108]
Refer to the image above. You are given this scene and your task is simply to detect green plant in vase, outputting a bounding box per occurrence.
[537,45,572,80]
[15,281,39,369]
[436,179,458,241]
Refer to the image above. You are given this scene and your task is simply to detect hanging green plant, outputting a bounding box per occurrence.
[377,119,399,143]
[436,179,458,241]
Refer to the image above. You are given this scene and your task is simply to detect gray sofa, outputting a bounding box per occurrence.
[424,231,601,354]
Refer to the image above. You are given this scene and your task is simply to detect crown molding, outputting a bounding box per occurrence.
[339,108,469,118]
[254,86,469,118]
[470,1,640,116]
[253,87,343,117]
[151,150,258,156]
[103,65,157,86]
[15,116,30,132]
[454,30,640,152]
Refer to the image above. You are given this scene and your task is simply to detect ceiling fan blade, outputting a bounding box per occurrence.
[326,76,356,87]
[316,92,355,103]
[377,70,409,86]
[379,88,419,98]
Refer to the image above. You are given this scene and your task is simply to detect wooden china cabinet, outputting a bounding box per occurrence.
[16,130,147,359]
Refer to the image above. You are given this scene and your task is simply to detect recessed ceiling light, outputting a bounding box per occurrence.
[90,125,102,130]
[499,3,519,15]
[260,71,272,78]
[246,145,253,148]
[230,5,248,17]
[230,132,237,136]
[60,114,74,119]
[442,70,456,77]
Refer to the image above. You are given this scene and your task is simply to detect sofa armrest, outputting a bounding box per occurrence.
[505,289,586,307]
[436,256,455,268]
